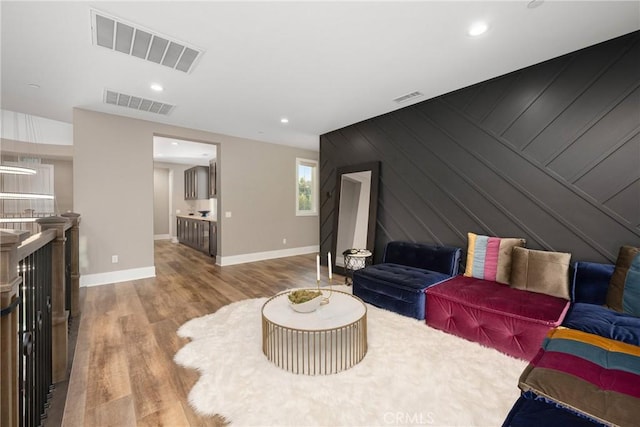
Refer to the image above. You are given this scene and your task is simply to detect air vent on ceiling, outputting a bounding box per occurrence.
[104,89,175,115]
[91,9,203,73]
[393,91,424,104]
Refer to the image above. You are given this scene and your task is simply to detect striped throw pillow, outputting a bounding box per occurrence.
[464,232,526,284]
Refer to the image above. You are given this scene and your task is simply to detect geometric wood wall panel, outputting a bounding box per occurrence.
[320,31,640,265]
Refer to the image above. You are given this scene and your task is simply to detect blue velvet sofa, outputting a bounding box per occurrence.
[352,241,462,320]
[502,261,640,426]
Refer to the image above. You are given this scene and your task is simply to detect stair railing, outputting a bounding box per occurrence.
[1,213,80,427]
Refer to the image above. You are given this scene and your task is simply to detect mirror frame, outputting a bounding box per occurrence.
[331,161,380,275]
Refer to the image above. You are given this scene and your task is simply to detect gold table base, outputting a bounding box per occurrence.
[261,291,367,375]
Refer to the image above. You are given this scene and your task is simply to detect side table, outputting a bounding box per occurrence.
[261,290,368,375]
[343,250,372,285]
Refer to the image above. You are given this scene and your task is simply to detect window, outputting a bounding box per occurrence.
[296,158,318,216]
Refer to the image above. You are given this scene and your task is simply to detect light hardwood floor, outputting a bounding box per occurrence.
[62,240,333,426]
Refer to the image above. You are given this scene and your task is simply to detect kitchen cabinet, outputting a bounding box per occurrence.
[184,166,209,200]
[176,215,217,257]
[209,222,217,257]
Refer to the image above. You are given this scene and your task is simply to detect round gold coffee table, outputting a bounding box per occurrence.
[261,290,367,375]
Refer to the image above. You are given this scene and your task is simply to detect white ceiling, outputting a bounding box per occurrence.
[2,1,639,152]
[153,136,216,166]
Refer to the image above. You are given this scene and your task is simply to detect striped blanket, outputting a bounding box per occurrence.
[518,327,640,426]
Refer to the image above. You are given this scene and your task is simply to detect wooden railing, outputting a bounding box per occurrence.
[0,213,80,427]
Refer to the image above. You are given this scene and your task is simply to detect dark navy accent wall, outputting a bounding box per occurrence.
[320,31,640,265]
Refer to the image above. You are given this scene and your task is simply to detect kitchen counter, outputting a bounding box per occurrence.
[177,214,216,222]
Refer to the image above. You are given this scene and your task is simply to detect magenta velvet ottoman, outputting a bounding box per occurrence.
[425,275,570,360]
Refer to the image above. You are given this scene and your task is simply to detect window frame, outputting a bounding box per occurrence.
[295,157,318,216]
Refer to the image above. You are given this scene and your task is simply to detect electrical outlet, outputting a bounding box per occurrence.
[225,211,232,218]
[111,255,118,264]
[282,238,287,245]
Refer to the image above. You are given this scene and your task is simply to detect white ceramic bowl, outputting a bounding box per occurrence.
[289,294,323,313]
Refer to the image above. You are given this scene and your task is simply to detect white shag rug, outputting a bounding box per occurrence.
[174,290,527,426]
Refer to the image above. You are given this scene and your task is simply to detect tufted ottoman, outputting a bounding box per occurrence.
[426,275,570,360]
[562,302,640,344]
[353,242,462,320]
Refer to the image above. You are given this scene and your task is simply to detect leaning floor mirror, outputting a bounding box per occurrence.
[331,161,380,275]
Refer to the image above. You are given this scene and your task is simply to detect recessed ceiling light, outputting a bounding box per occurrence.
[468,22,489,37]
[171,141,179,146]
[281,118,289,124]
[27,83,40,89]
[151,83,163,92]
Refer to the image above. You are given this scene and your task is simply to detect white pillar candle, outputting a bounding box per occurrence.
[316,254,320,282]
[328,252,332,279]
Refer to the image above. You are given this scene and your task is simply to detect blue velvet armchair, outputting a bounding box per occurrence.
[353,241,462,320]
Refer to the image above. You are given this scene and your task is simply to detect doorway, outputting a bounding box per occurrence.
[152,136,218,243]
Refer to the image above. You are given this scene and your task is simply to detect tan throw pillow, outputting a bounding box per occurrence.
[510,247,571,300]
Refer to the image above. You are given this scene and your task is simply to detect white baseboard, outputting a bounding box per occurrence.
[80,266,156,287]
[154,234,171,240]
[218,245,319,266]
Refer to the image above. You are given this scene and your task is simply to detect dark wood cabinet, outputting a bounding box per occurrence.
[209,222,217,257]
[184,166,209,200]
[176,216,217,257]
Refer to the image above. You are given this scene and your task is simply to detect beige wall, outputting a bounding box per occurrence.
[50,158,73,214]
[153,167,170,236]
[74,109,155,276]
[74,108,318,278]
[219,139,318,256]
